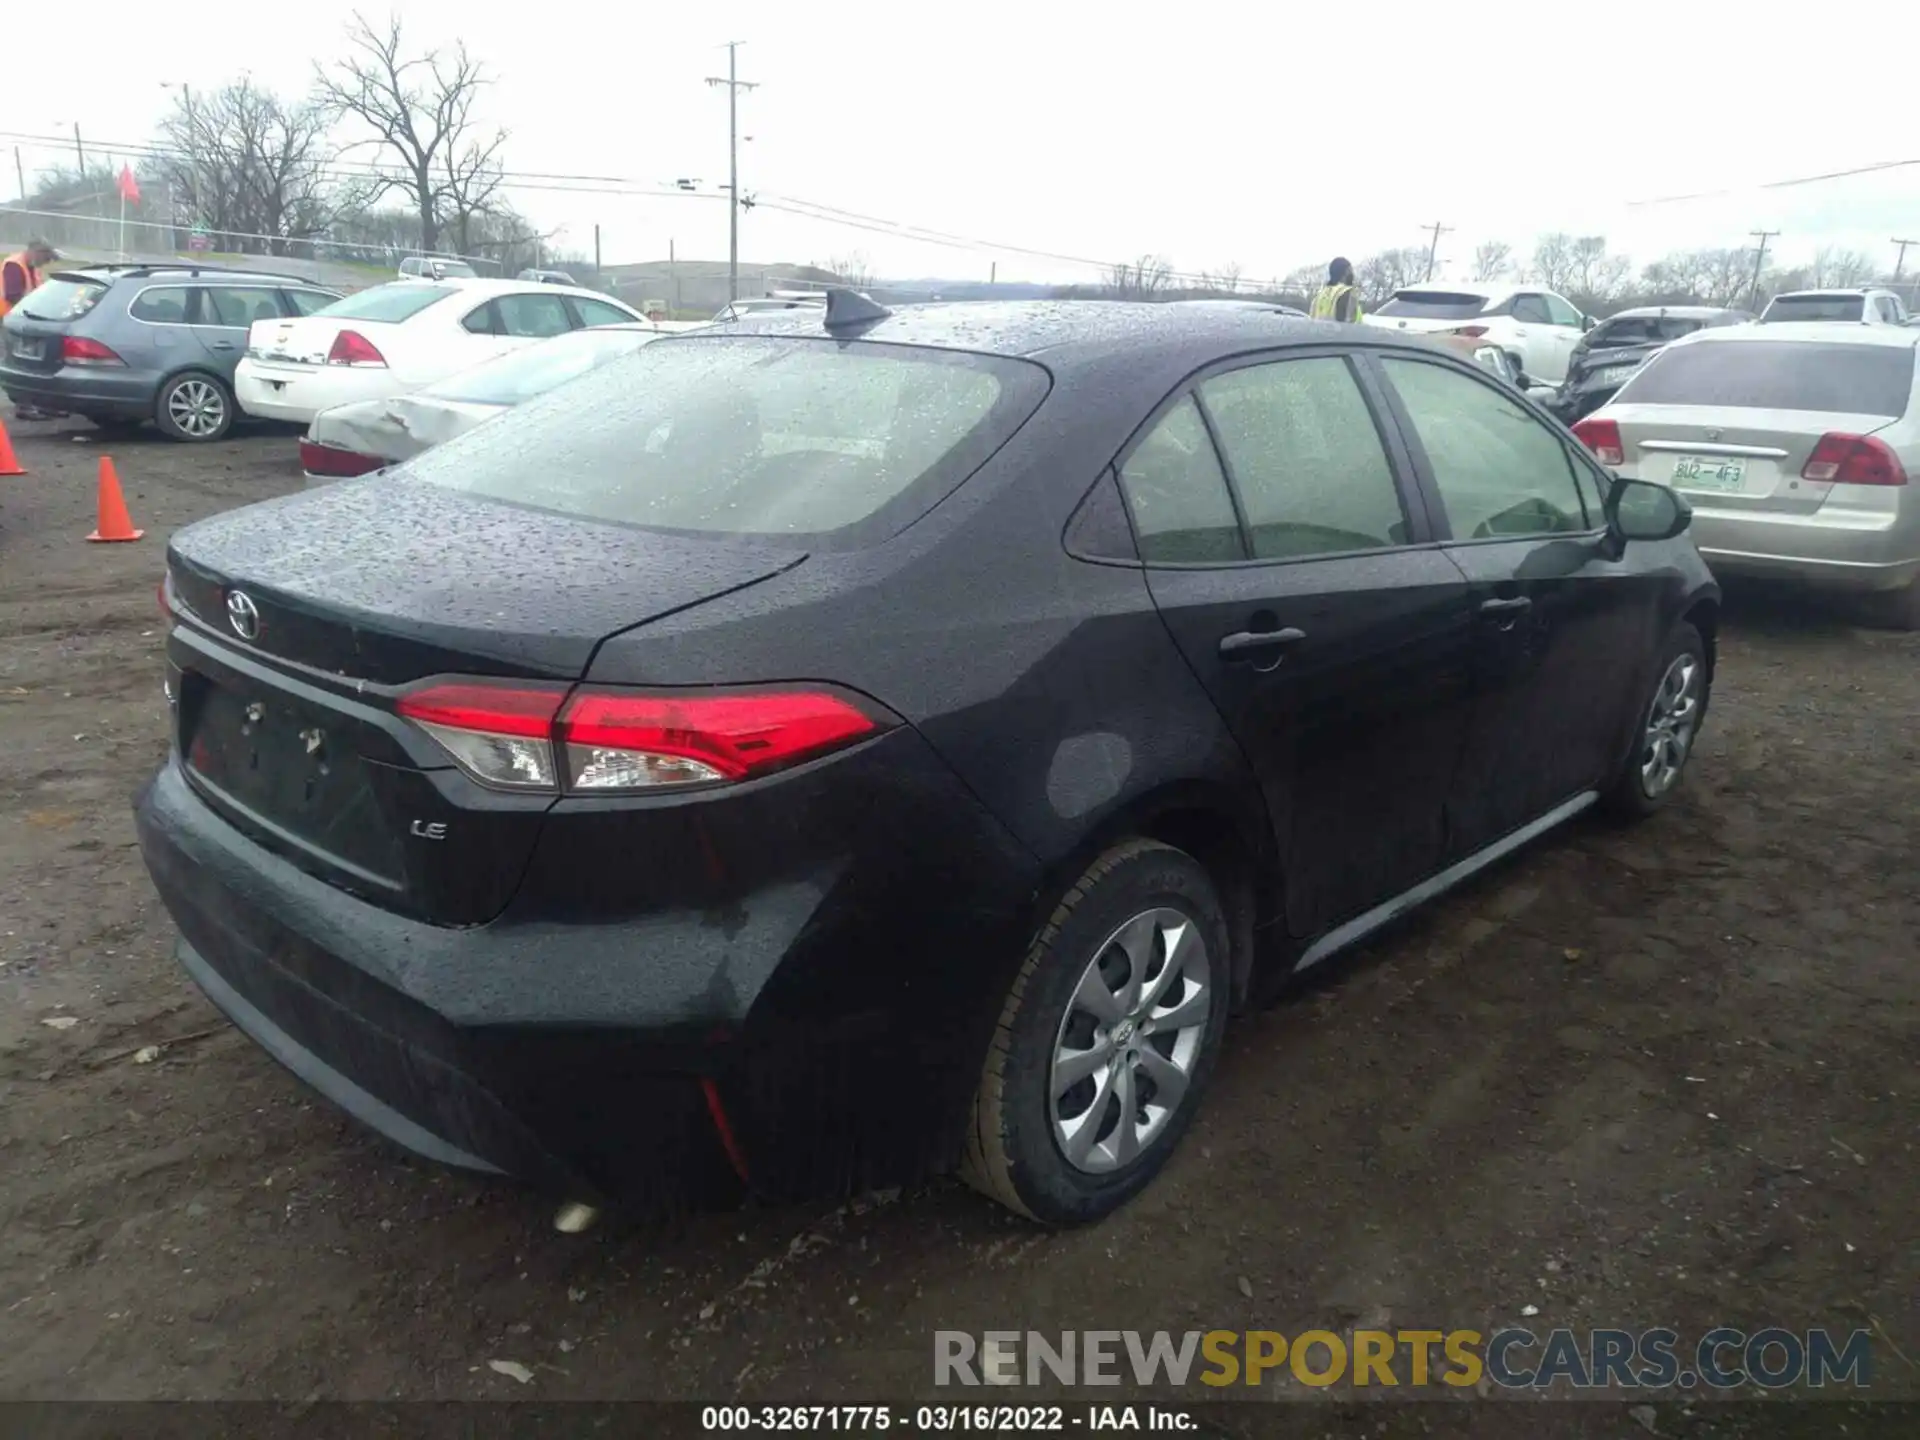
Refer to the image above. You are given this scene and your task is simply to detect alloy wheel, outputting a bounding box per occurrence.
[1049,906,1212,1174]
[1640,653,1701,798]
[168,379,226,438]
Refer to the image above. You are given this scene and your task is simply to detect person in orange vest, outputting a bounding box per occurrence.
[0,238,59,319]
[2,238,62,419]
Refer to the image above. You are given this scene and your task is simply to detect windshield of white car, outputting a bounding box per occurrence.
[422,327,661,406]
[1374,292,1491,320]
[316,283,459,323]
[1616,341,1914,417]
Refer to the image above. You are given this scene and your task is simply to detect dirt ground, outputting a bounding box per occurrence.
[0,413,1914,1421]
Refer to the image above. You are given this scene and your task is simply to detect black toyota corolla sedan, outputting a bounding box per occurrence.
[138,294,1719,1226]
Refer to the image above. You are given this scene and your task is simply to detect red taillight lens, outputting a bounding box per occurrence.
[395,682,888,792]
[558,690,881,789]
[326,330,387,367]
[61,335,125,367]
[1572,417,1624,467]
[299,438,387,477]
[1802,432,1907,486]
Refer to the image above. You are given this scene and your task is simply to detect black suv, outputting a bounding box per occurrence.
[0,265,342,441]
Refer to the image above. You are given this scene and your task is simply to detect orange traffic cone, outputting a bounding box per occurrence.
[0,417,23,476]
[87,456,144,543]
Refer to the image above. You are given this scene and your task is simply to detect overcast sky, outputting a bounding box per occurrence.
[7,0,1916,284]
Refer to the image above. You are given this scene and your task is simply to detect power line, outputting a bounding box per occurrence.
[1630,156,1920,207]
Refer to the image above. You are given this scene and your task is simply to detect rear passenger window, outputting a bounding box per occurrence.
[495,292,573,338]
[129,288,190,323]
[462,301,499,335]
[571,297,635,327]
[283,289,335,317]
[1117,396,1245,564]
[1382,357,1590,539]
[1198,357,1408,558]
[204,287,285,328]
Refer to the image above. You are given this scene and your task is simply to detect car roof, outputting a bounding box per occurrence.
[59,264,333,289]
[702,298,1496,378]
[1769,288,1891,300]
[1389,282,1521,300]
[381,276,612,299]
[1671,320,1920,349]
[1603,305,1740,320]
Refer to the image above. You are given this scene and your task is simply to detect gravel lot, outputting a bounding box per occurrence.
[0,412,1913,1424]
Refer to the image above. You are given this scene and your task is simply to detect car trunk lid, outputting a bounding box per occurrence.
[165,480,805,924]
[1607,404,1900,516]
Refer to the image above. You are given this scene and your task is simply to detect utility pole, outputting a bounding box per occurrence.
[1892,238,1918,282]
[72,123,86,173]
[1747,229,1779,306]
[593,223,601,276]
[1894,237,1920,309]
[706,42,758,303]
[1421,221,1453,281]
[14,147,24,204]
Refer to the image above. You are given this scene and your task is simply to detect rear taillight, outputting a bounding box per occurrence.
[1572,417,1624,467]
[1802,432,1908,486]
[326,330,387,367]
[60,335,125,367]
[299,438,387,477]
[395,681,890,793]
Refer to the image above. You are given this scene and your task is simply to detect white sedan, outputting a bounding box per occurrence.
[233,278,647,425]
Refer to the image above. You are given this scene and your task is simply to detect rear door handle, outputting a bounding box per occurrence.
[210,341,236,350]
[1218,627,1306,660]
[1479,596,1532,616]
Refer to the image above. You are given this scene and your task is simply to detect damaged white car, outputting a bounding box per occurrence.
[299,322,675,483]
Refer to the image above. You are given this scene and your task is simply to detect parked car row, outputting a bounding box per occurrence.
[139,294,1718,1227]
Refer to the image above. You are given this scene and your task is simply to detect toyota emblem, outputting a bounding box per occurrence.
[226,590,261,641]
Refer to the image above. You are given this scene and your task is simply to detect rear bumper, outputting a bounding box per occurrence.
[135,727,1041,1205]
[0,361,155,417]
[235,360,394,424]
[1691,503,1920,592]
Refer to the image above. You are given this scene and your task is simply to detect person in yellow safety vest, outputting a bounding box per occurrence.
[1310,256,1364,323]
[0,238,59,320]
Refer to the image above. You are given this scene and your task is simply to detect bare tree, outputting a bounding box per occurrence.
[1528,233,1577,292]
[1566,236,1630,309]
[825,251,873,288]
[157,80,349,253]
[1107,255,1173,300]
[1217,261,1242,294]
[1356,247,1426,305]
[1810,246,1875,289]
[1471,240,1513,281]
[315,12,506,254]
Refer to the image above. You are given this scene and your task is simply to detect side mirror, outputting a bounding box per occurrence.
[1581,314,1596,332]
[1607,477,1692,545]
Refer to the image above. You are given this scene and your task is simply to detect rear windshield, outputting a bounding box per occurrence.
[423,326,659,405]
[1764,295,1864,323]
[400,336,1050,546]
[316,283,456,323]
[18,276,107,322]
[1589,315,1707,348]
[1616,340,1915,417]
[1374,291,1491,320]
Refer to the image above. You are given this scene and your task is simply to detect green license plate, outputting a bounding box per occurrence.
[1672,455,1746,491]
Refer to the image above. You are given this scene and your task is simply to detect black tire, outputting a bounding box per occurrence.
[961,839,1231,1226]
[154,371,234,443]
[1864,581,1920,632]
[1602,621,1708,819]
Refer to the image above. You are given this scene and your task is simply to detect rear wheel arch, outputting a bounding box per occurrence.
[1039,785,1277,1015]
[1683,595,1720,682]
